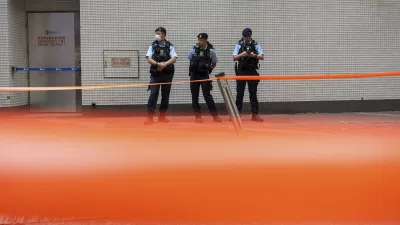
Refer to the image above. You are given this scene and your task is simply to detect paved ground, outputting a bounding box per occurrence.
[1,112,399,225]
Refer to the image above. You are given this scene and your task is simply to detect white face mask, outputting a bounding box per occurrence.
[155,34,161,42]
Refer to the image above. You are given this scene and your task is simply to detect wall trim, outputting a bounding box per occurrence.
[80,99,400,117]
[1,99,399,117]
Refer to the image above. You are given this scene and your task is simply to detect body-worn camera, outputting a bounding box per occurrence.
[245,45,253,53]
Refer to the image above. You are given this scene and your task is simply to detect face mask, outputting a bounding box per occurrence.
[155,34,161,42]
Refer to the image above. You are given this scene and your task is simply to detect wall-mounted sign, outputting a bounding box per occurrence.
[111,57,131,67]
[37,36,66,46]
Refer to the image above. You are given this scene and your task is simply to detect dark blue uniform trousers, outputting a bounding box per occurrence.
[190,72,218,117]
[147,72,173,114]
[235,68,260,114]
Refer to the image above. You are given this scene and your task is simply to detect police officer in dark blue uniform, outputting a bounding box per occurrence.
[188,33,222,123]
[232,28,264,122]
[144,27,177,125]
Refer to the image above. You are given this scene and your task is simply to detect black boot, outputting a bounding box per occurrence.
[158,111,169,123]
[195,114,203,123]
[144,112,154,125]
[213,115,223,123]
[251,114,264,122]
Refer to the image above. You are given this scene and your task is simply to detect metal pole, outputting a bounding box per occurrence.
[223,78,244,129]
[215,73,243,133]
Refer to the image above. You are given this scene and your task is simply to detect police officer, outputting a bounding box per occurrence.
[188,33,222,123]
[232,28,264,122]
[144,27,177,125]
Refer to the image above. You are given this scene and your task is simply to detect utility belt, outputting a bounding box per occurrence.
[149,63,175,77]
[147,67,174,91]
[189,60,212,75]
[236,62,259,71]
[235,63,258,75]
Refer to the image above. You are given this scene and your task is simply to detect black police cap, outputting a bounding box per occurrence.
[197,33,208,39]
[242,28,252,37]
[155,27,166,35]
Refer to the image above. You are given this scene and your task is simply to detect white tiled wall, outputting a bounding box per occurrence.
[8,0,28,107]
[1,0,399,108]
[0,0,28,107]
[80,0,400,106]
[0,0,10,106]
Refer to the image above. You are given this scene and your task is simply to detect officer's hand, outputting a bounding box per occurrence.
[156,63,163,71]
[159,62,167,70]
[239,51,249,57]
[155,62,163,71]
[249,52,257,58]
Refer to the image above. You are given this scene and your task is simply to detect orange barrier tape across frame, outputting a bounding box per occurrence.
[226,71,400,80]
[1,71,399,92]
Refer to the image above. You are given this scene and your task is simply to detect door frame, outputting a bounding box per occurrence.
[26,11,82,113]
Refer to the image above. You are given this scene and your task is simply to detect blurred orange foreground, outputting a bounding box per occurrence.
[0,112,400,224]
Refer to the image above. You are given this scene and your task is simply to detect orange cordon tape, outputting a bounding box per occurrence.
[225,71,400,80]
[0,78,215,92]
[1,71,399,92]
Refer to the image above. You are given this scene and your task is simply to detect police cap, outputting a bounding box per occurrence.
[197,33,208,39]
[155,27,166,35]
[242,28,252,37]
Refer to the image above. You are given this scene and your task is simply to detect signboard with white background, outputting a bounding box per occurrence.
[28,12,78,112]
